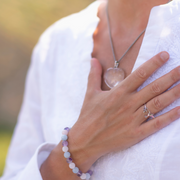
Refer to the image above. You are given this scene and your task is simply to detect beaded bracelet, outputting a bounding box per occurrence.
[61,127,93,179]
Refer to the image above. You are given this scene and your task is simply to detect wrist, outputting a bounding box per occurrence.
[40,145,80,180]
[60,126,99,172]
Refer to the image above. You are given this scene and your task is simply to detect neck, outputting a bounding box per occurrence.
[108,0,170,33]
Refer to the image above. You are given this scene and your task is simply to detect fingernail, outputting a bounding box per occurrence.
[160,52,169,61]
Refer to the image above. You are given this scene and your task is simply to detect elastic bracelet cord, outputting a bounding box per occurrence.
[61,127,93,179]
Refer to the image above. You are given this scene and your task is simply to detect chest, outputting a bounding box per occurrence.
[41,12,180,179]
[91,25,144,91]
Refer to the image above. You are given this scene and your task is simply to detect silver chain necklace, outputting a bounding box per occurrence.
[104,0,172,89]
[104,3,145,89]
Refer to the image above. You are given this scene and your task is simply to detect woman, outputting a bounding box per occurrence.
[1,0,180,179]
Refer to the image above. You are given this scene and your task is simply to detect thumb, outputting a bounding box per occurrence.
[87,58,102,92]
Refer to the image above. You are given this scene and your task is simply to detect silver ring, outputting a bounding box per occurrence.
[143,104,155,119]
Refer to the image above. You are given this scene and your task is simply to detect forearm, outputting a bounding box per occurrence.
[40,144,80,180]
[40,133,97,180]
[41,52,180,179]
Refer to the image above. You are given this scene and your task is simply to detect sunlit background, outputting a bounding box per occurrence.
[0,0,94,176]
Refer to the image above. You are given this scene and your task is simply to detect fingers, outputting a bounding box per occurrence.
[135,83,180,123]
[136,66,180,106]
[87,58,102,92]
[120,51,169,92]
[146,83,180,116]
[137,107,180,141]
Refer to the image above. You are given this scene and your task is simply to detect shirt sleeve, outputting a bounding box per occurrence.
[1,41,57,180]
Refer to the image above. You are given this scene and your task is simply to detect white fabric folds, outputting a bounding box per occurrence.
[1,0,180,179]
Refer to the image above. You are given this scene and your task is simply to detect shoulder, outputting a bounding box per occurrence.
[38,1,101,48]
[31,1,102,66]
[152,0,180,23]
[30,0,102,72]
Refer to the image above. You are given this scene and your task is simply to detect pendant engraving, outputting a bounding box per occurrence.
[104,67,125,89]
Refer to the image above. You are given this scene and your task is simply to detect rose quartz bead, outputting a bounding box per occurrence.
[80,173,86,179]
[62,146,69,152]
[69,163,75,169]
[62,130,68,135]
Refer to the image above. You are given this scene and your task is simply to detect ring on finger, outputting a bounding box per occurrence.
[143,104,155,119]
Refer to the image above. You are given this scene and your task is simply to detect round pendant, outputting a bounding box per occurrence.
[104,67,125,89]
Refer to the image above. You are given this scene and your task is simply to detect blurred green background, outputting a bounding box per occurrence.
[0,0,94,176]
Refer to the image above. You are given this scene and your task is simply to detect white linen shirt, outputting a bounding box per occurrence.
[1,0,180,179]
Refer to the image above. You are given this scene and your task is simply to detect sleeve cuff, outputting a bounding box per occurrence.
[18,143,56,180]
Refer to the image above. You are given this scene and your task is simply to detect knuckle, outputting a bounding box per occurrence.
[136,68,147,80]
[121,98,135,112]
[153,97,162,110]
[151,82,161,94]
[154,56,164,66]
[107,95,116,108]
[126,100,133,108]
[119,104,129,114]
[170,70,179,82]
[173,87,180,98]
[135,128,145,138]
[113,86,126,98]
[153,118,162,130]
